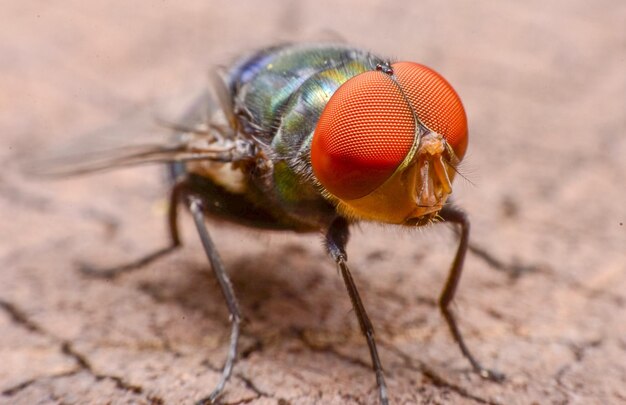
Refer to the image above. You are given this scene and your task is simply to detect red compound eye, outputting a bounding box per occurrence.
[311,71,417,200]
[392,62,468,160]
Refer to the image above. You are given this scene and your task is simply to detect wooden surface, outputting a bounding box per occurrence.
[1,1,625,404]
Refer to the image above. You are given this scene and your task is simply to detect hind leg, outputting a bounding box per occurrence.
[80,180,185,278]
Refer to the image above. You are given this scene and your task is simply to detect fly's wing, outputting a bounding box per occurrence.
[24,87,254,178]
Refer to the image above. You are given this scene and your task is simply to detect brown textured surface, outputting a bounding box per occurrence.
[1,1,625,404]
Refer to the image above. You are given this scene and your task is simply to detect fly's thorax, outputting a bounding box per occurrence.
[227,44,382,144]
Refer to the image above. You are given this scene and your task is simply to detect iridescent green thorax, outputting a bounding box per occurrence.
[226,44,384,227]
[228,44,383,146]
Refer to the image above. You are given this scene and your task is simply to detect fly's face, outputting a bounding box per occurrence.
[311,62,468,225]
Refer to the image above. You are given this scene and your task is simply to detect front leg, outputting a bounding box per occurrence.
[438,205,504,382]
[186,193,242,404]
[80,178,185,278]
[325,217,389,405]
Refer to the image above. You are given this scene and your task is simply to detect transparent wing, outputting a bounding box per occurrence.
[24,87,254,178]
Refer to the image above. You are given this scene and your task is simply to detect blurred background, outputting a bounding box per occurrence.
[1,1,625,404]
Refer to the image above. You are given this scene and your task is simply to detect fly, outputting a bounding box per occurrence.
[33,43,504,404]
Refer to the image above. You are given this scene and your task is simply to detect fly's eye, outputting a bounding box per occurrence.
[311,71,416,200]
[391,62,468,160]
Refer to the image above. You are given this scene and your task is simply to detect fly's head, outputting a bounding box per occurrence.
[311,62,467,225]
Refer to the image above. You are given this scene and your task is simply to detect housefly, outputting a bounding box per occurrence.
[34,43,504,404]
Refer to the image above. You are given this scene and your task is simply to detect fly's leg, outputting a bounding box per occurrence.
[80,180,184,278]
[438,205,505,382]
[187,195,241,405]
[325,217,389,405]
